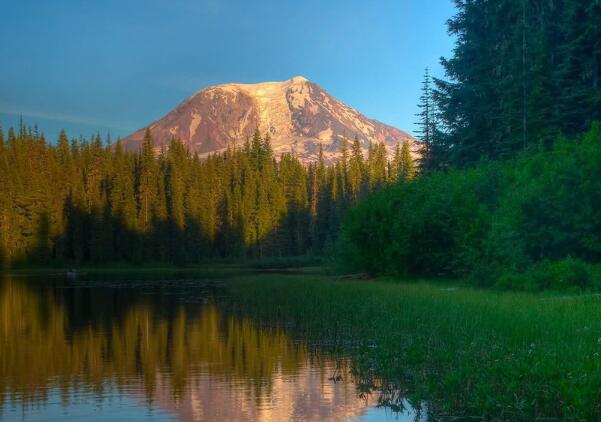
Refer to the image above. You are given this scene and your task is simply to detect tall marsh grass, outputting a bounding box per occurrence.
[226,273,601,420]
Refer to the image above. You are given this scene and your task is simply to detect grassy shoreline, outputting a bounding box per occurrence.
[221,272,601,420]
[4,266,601,418]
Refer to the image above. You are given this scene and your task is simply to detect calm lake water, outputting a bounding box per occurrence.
[0,273,425,422]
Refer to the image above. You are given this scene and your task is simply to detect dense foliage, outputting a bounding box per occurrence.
[429,0,601,167]
[341,124,601,289]
[348,0,601,289]
[0,122,414,265]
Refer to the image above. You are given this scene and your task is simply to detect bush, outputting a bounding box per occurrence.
[342,163,502,278]
[488,126,601,272]
[496,258,597,291]
[531,258,595,291]
[338,123,601,291]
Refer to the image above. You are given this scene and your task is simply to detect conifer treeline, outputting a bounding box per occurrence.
[417,0,601,169]
[0,122,414,264]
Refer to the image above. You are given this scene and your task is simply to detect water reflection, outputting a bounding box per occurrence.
[0,275,422,421]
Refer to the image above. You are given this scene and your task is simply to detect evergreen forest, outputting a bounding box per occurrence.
[0,124,414,265]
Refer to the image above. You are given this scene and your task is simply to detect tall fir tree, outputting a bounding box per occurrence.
[433,0,601,167]
[348,136,365,201]
[399,140,416,181]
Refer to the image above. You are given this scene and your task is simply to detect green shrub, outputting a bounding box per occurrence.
[530,258,595,291]
[496,258,597,291]
[488,125,601,272]
[338,123,601,290]
[341,163,502,278]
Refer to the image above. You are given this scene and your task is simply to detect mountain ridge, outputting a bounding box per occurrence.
[120,76,419,163]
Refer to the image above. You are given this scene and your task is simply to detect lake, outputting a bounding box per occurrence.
[0,271,424,422]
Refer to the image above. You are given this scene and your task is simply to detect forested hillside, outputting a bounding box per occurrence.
[0,123,414,265]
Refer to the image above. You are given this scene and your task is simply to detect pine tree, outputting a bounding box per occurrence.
[372,142,388,187]
[348,136,365,201]
[137,129,156,235]
[110,140,137,261]
[415,68,442,171]
[165,139,187,262]
[399,140,416,181]
[250,128,263,170]
[391,143,401,181]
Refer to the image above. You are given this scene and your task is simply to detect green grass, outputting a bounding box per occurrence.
[221,272,601,420]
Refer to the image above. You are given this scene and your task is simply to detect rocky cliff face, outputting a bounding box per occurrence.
[121,76,418,163]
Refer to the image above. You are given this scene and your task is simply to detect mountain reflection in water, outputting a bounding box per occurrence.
[0,275,423,421]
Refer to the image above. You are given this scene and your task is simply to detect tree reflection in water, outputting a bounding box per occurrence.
[0,276,422,421]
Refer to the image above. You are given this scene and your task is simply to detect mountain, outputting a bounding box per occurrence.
[120,76,418,163]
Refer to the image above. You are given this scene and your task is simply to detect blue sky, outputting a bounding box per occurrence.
[0,0,456,141]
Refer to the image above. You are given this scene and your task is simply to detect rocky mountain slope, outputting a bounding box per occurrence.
[121,76,418,163]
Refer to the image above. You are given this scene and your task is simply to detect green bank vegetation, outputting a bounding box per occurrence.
[340,125,601,291]
[344,0,601,292]
[226,272,601,420]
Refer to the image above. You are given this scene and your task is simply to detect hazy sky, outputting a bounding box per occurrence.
[0,0,456,141]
